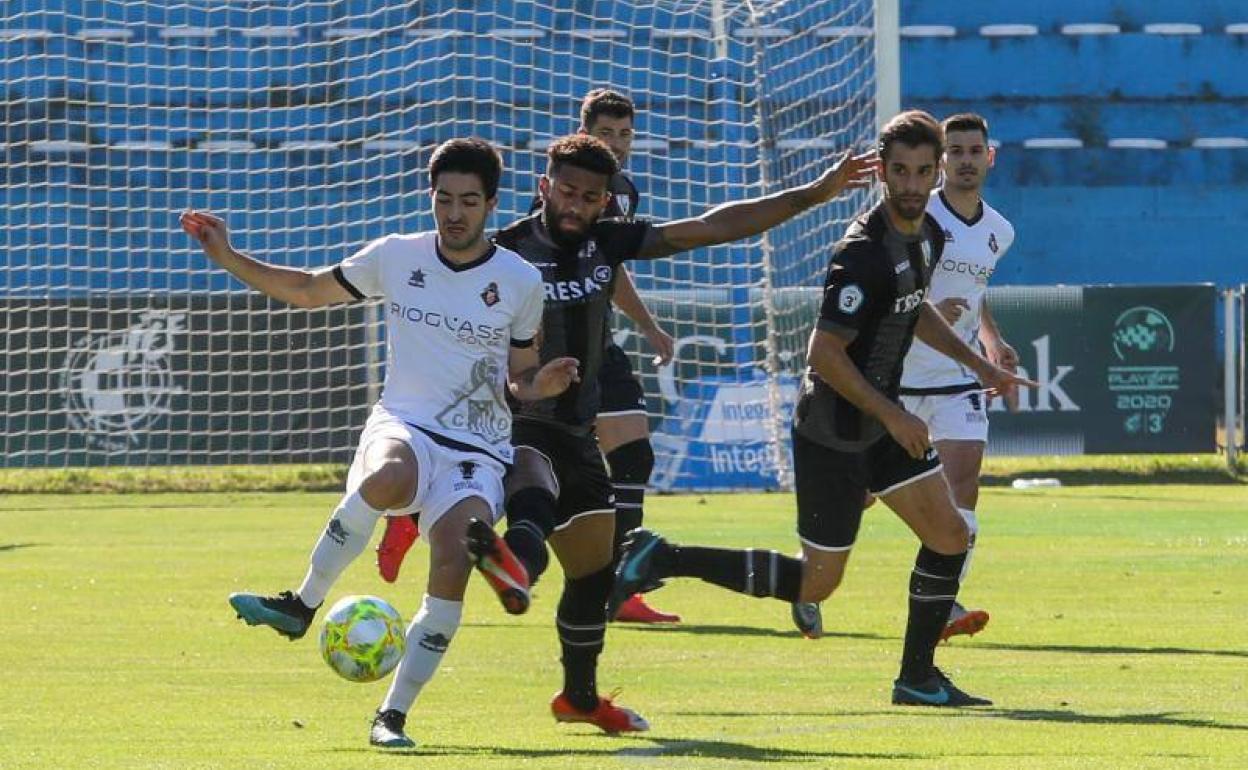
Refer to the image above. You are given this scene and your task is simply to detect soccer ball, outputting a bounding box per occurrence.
[319,595,406,683]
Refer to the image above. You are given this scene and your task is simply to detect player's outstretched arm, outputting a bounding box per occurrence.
[915,301,1037,399]
[179,210,356,309]
[611,267,674,365]
[508,344,580,401]
[637,150,876,259]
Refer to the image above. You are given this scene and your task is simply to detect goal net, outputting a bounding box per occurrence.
[0,0,882,489]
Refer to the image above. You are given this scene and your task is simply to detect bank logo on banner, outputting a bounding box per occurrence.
[1108,306,1178,436]
[60,311,187,451]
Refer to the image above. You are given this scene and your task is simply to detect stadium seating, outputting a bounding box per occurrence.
[1,1,1245,293]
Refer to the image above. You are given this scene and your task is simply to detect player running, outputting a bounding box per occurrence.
[609,111,1036,708]
[791,113,1018,643]
[374,89,681,625]
[183,139,578,749]
[488,133,874,733]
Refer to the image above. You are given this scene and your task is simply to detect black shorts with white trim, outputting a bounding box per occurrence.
[793,427,942,551]
[511,419,615,530]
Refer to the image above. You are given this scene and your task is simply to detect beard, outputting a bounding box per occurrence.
[542,204,593,249]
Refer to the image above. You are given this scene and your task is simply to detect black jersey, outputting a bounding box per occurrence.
[527,172,640,222]
[793,202,945,451]
[493,213,653,432]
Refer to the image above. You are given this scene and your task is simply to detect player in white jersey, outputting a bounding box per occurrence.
[899,113,1017,640]
[180,138,578,749]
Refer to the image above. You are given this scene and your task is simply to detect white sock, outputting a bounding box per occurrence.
[380,595,463,714]
[295,490,382,608]
[958,507,979,584]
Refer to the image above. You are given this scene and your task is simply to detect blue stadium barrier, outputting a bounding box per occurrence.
[900,0,1247,30]
[904,35,1247,101]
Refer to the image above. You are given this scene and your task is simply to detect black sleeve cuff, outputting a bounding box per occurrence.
[816,318,859,342]
[332,265,365,301]
[510,337,535,348]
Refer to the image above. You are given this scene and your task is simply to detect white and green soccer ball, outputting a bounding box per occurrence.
[319,595,406,683]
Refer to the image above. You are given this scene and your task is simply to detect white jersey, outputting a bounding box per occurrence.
[334,231,544,464]
[901,190,1015,391]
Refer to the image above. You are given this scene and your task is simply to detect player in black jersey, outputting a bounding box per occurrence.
[609,111,1036,708]
[496,133,876,732]
[371,93,680,625]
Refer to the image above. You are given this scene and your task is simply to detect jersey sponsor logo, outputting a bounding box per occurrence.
[408,269,426,288]
[938,258,996,283]
[893,287,927,314]
[988,233,999,254]
[592,265,613,283]
[388,303,507,346]
[459,461,477,480]
[544,275,608,302]
[943,228,955,242]
[893,261,909,275]
[838,284,865,314]
[481,282,500,307]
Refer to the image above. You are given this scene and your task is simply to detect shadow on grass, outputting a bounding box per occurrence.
[0,542,43,554]
[977,708,1248,732]
[676,707,1248,733]
[332,735,925,762]
[976,640,1248,660]
[611,623,891,642]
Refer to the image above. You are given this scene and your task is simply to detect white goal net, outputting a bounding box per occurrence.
[0,0,882,489]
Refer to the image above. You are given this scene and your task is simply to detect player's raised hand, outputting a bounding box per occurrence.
[883,408,931,460]
[808,150,878,204]
[934,297,970,324]
[180,210,234,262]
[526,356,581,399]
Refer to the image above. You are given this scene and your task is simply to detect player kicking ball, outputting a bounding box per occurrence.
[182,139,577,749]
[609,111,1036,707]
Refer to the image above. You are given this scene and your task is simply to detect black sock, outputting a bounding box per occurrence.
[661,545,802,602]
[606,439,653,546]
[899,546,967,683]
[557,565,614,712]
[504,487,556,582]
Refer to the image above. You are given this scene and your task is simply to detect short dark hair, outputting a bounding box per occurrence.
[580,88,635,131]
[428,138,503,198]
[878,110,944,162]
[942,112,990,141]
[546,134,620,178]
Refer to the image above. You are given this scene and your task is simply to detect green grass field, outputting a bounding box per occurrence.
[2,486,1246,769]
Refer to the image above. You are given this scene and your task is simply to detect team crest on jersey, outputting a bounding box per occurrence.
[988,233,999,254]
[408,269,426,288]
[943,228,955,242]
[592,265,612,283]
[480,282,499,306]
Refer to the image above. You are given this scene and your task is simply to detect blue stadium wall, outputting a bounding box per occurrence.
[901,0,1248,288]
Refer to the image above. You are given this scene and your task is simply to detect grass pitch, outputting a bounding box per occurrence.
[1,486,1245,769]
